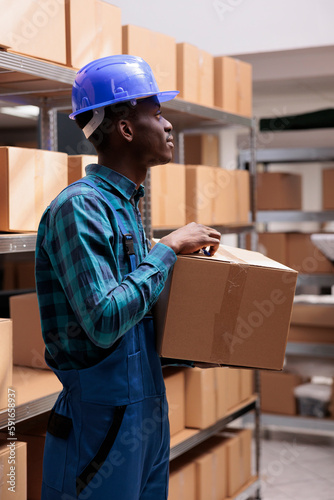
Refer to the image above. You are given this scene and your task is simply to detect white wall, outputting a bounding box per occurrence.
[107,0,334,55]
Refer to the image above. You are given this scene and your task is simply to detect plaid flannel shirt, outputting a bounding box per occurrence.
[35,163,177,370]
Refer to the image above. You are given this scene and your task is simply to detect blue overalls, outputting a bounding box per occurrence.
[41,179,170,500]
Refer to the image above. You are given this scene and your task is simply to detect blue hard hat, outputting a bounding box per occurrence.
[69,55,179,119]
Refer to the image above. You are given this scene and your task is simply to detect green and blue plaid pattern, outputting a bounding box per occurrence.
[35,164,176,370]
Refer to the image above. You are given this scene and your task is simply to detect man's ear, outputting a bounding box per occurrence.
[117,119,134,142]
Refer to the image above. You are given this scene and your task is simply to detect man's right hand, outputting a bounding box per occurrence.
[159,222,221,256]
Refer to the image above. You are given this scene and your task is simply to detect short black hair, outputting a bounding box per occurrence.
[75,101,138,151]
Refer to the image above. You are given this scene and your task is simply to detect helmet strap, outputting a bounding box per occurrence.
[82,107,105,139]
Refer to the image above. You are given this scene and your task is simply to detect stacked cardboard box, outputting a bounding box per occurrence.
[289,296,334,344]
[260,371,302,415]
[257,172,302,210]
[67,155,98,185]
[214,56,252,117]
[163,368,185,437]
[9,293,48,370]
[123,25,176,93]
[184,134,219,167]
[0,319,13,410]
[247,232,334,273]
[185,165,250,226]
[0,147,68,232]
[151,163,186,228]
[66,0,121,68]
[322,168,334,210]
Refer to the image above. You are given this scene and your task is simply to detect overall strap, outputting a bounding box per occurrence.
[74,179,137,272]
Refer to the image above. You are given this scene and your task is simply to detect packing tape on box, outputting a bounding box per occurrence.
[211,263,248,364]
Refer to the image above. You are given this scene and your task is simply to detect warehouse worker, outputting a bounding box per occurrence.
[35,55,221,500]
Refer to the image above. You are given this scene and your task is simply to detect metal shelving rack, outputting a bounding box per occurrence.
[239,146,334,438]
[1,50,260,499]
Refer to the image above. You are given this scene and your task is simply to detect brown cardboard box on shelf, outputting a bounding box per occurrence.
[232,169,250,223]
[289,297,334,343]
[184,368,216,429]
[240,368,255,402]
[286,233,334,274]
[0,319,13,410]
[322,168,334,210]
[185,165,216,225]
[198,50,214,107]
[169,458,196,500]
[247,232,288,266]
[257,172,302,210]
[0,441,27,500]
[0,0,66,64]
[68,155,98,185]
[123,25,176,92]
[151,163,186,228]
[260,371,302,415]
[224,428,252,487]
[213,168,238,225]
[154,244,298,370]
[9,293,48,370]
[66,0,121,68]
[225,434,241,497]
[227,368,241,411]
[0,147,67,232]
[237,60,252,117]
[176,43,199,103]
[163,368,185,437]
[214,367,228,420]
[214,56,238,114]
[184,134,219,167]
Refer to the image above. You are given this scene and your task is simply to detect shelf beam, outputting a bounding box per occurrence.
[239,147,334,166]
[257,210,334,223]
[285,342,334,358]
[0,233,37,254]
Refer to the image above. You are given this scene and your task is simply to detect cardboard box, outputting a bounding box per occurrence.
[0,441,27,500]
[260,371,302,415]
[225,434,241,496]
[289,299,334,343]
[123,25,176,92]
[176,43,199,103]
[184,134,219,167]
[0,147,67,232]
[214,56,238,114]
[163,368,185,437]
[323,168,334,210]
[214,367,228,420]
[257,172,302,210]
[0,0,66,64]
[213,168,238,225]
[185,165,216,225]
[286,233,334,274]
[237,60,252,117]
[225,428,252,487]
[68,155,98,185]
[10,293,47,370]
[227,368,241,411]
[66,0,121,68]
[240,368,254,402]
[249,232,288,266]
[151,163,186,228]
[232,169,250,223]
[169,459,196,500]
[154,244,298,370]
[198,50,214,107]
[0,319,13,410]
[184,368,216,429]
